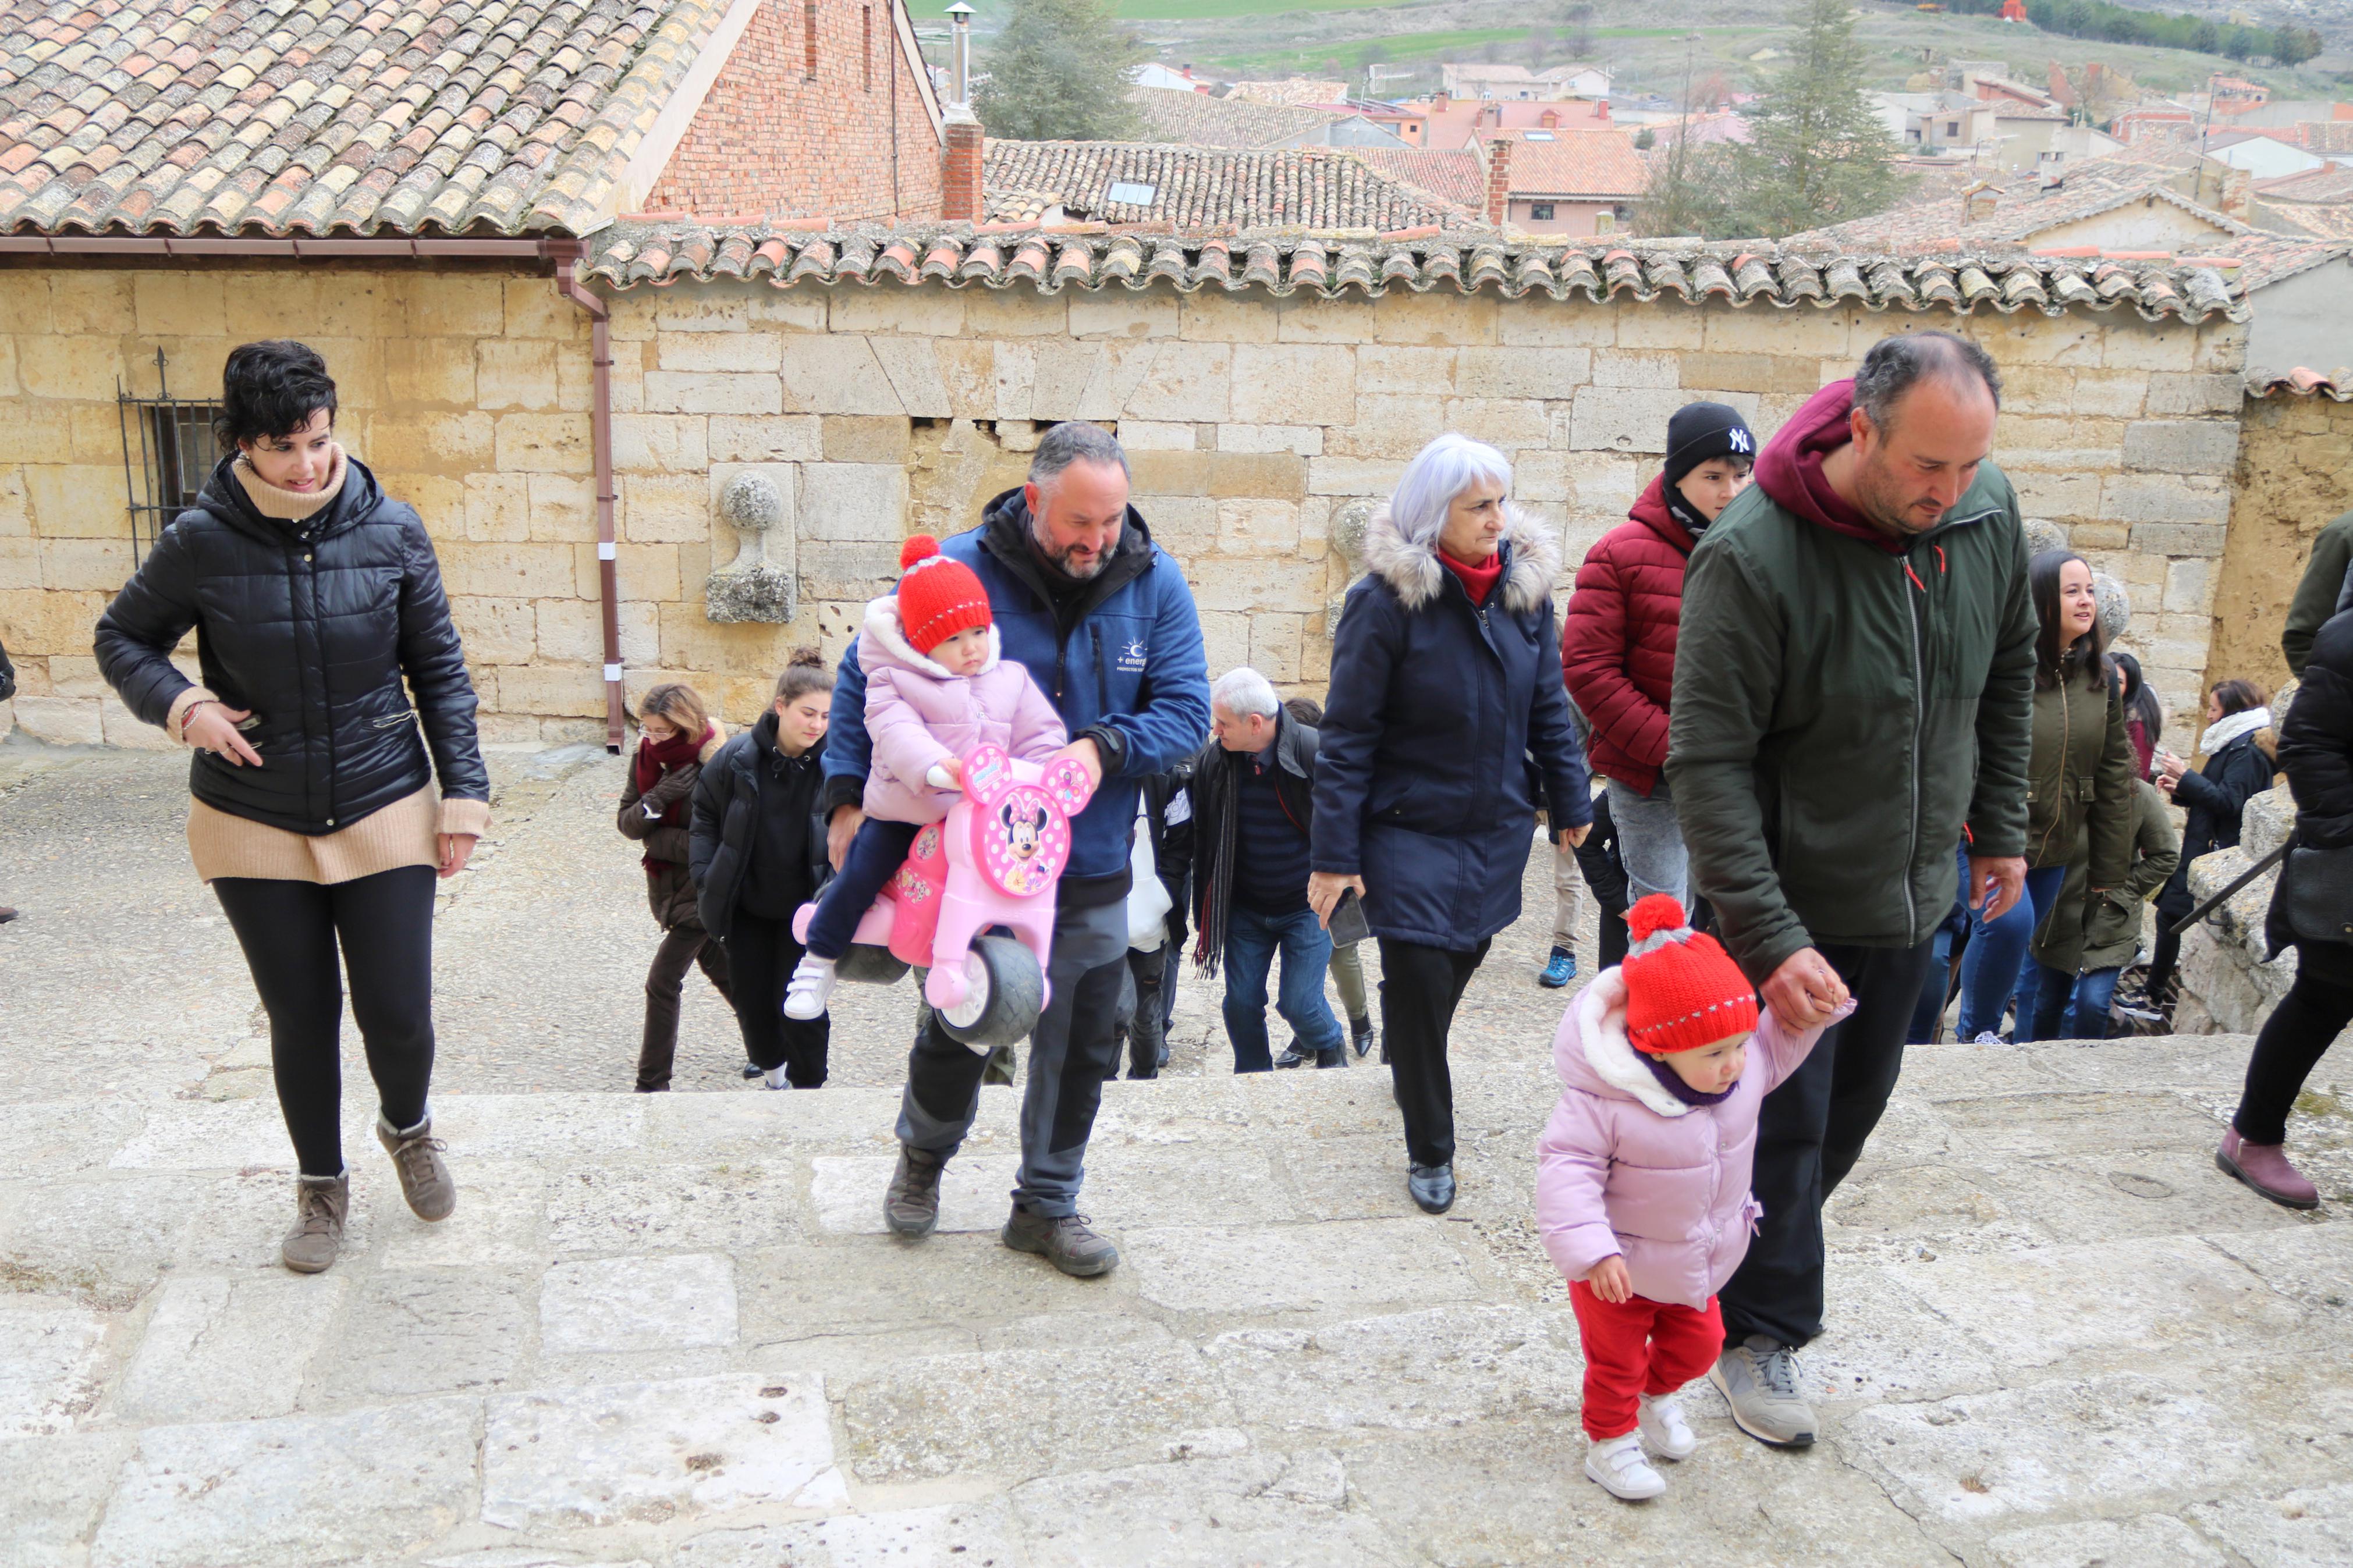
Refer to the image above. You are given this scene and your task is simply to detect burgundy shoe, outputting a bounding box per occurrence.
[2217,1129,2320,1210]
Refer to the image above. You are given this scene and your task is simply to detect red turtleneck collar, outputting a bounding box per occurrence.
[1438,546,1504,606]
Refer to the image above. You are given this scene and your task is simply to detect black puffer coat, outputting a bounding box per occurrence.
[94,454,487,833]
[2268,611,2353,962]
[689,712,832,945]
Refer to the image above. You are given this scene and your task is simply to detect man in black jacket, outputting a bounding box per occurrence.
[1187,667,1348,1072]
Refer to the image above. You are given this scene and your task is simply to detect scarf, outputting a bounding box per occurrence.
[1191,748,1243,979]
[1643,1051,1737,1108]
[2198,707,2272,758]
[1438,546,1504,606]
[232,444,349,522]
[631,723,711,869]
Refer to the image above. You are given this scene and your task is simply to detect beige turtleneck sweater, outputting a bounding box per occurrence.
[168,445,492,884]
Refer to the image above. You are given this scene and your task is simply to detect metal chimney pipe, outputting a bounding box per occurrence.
[947,2,973,107]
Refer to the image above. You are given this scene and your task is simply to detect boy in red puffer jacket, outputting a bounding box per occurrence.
[1558,403,1753,955]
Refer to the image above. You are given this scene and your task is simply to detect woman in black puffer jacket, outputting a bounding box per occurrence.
[2147,678,2277,1000]
[95,341,488,1276]
[2217,616,2353,1208]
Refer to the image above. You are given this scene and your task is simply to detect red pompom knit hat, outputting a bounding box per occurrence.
[1620,894,1759,1055]
[893,535,992,655]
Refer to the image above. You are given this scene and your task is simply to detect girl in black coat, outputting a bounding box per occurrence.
[690,651,837,1089]
[2148,678,2277,1000]
[94,341,489,1275]
[1311,434,1592,1217]
[2219,617,2353,1208]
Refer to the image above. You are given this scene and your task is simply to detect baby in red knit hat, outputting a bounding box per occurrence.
[785,536,1066,1022]
[1532,894,1853,1501]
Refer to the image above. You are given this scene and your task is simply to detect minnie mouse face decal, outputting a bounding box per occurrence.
[956,743,1094,899]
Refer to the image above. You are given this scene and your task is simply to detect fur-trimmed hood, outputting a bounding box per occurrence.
[1362,500,1562,616]
[860,593,1003,682]
[1559,969,1690,1118]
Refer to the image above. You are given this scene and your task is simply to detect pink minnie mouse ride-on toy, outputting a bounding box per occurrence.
[793,742,1096,1049]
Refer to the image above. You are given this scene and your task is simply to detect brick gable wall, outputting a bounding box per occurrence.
[645,0,942,221]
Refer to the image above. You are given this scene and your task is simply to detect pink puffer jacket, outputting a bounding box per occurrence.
[1535,969,1850,1309]
[859,593,1067,825]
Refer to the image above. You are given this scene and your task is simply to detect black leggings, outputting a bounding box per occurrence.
[214,866,438,1178]
[722,911,833,1087]
[2234,950,2353,1146]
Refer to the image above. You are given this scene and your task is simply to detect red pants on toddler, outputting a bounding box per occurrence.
[1570,1280,1723,1441]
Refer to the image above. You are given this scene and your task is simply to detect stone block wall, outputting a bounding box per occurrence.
[0,262,2250,746]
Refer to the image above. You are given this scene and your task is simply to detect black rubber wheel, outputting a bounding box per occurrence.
[836,943,910,986]
[934,933,1045,1048]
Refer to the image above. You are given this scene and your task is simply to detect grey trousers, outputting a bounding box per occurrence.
[1606,776,1688,908]
[1551,838,1584,950]
[895,897,1130,1217]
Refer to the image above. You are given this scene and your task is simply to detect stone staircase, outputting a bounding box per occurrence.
[5,1034,2351,1568]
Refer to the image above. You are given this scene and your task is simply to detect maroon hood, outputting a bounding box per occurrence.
[1752,379,1905,556]
[1627,474,1696,555]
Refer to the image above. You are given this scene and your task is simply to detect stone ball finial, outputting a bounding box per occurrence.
[721,473,785,532]
[1331,499,1376,570]
[2021,518,2067,558]
[2093,573,2130,641]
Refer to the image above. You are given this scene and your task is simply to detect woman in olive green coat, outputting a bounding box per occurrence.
[2027,775,2179,1039]
[1955,550,2138,1041]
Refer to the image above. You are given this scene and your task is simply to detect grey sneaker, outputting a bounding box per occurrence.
[1002,1206,1119,1277]
[884,1143,947,1237]
[1709,1335,1817,1448]
[377,1114,455,1221]
[281,1171,348,1274]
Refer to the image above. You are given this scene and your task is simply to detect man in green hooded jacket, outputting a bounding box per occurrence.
[1668,330,2036,1450]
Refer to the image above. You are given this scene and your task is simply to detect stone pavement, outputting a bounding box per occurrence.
[4,738,2352,1566]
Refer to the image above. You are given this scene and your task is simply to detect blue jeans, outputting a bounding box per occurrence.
[1222,904,1343,1073]
[1954,864,2069,1042]
[1906,844,1974,1044]
[803,818,921,960]
[2020,961,2121,1041]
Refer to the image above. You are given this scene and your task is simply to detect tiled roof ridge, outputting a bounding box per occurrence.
[581,219,2251,321]
[0,0,735,238]
[2246,367,2353,400]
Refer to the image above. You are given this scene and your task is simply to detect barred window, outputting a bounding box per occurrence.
[117,354,221,567]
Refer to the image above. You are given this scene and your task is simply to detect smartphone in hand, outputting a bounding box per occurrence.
[1328,888,1371,947]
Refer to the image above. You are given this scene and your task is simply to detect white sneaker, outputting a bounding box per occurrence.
[1584,1432,1665,1501]
[1638,1394,1698,1460]
[1971,1030,2006,1046]
[783,956,836,1021]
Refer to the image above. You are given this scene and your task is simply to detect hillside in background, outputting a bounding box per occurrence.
[911,0,2350,106]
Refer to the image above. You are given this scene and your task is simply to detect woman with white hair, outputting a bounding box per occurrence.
[1311,433,1593,1214]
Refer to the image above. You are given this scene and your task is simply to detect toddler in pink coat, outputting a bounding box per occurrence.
[1535,894,1851,1501]
[785,535,1065,1019]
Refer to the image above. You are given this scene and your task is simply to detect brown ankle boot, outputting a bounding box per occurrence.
[282,1171,349,1274]
[377,1113,456,1221]
[2218,1129,2320,1210]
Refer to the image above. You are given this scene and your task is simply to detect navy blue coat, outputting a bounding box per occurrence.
[1313,504,1591,950]
[825,489,1211,902]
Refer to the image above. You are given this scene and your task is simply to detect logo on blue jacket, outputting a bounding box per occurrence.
[1117,638,1148,673]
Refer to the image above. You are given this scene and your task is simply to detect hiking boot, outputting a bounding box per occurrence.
[1584,1432,1665,1501]
[1408,1162,1456,1214]
[1638,1393,1698,1460]
[884,1143,949,1237]
[1002,1206,1119,1277]
[1351,1015,1376,1059]
[1539,947,1578,989]
[1710,1336,1817,1448]
[2217,1128,2320,1210]
[281,1171,349,1274]
[377,1113,455,1222]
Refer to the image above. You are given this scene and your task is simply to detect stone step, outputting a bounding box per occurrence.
[5,1033,2352,1567]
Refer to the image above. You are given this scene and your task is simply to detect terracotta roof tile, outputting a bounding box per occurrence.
[1339,147,1485,212]
[583,218,2251,325]
[979,140,1477,232]
[1785,158,2256,254]
[1127,87,1351,151]
[2246,367,2353,399]
[1483,127,1646,199]
[0,0,732,236]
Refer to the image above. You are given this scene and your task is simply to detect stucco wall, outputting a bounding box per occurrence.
[2244,258,2353,381]
[2207,389,2353,706]
[0,262,2248,750]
